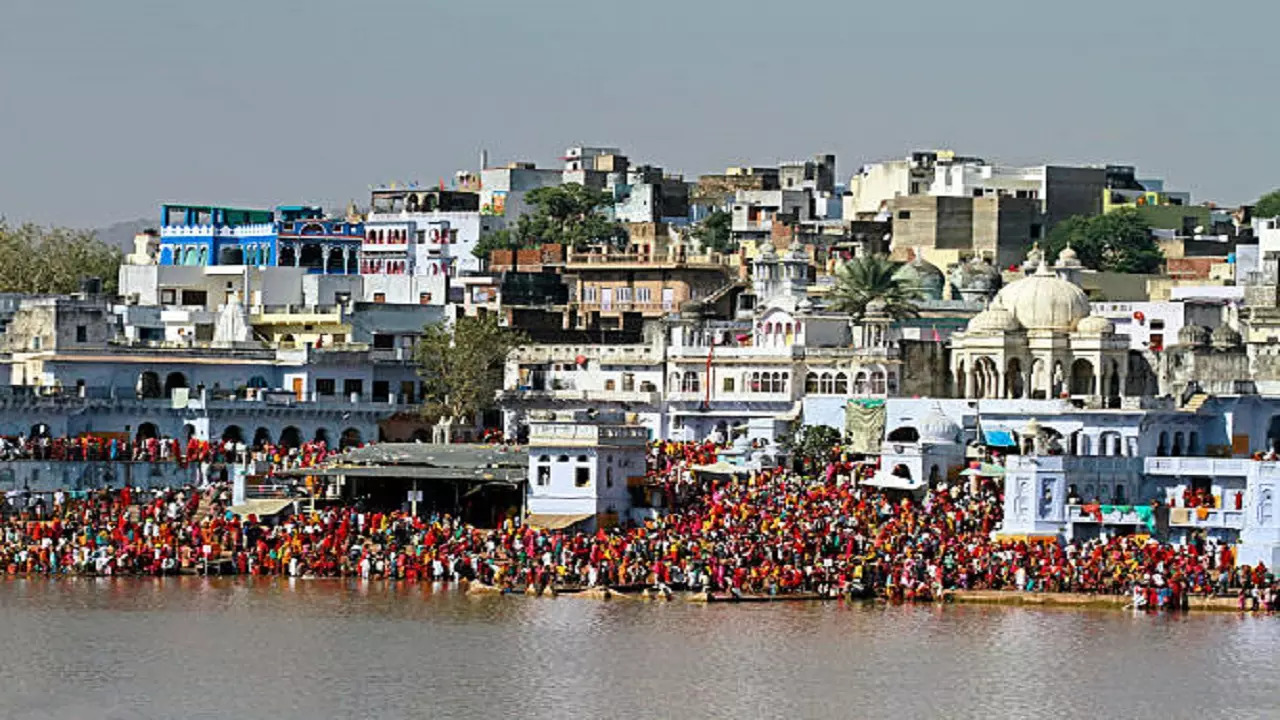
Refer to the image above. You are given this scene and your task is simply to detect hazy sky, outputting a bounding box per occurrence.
[2,0,1277,228]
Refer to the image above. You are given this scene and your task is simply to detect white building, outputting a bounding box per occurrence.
[361,211,502,304]
[525,410,648,530]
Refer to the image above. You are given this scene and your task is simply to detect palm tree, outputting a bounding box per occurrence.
[827,254,922,320]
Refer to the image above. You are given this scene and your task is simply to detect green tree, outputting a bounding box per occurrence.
[473,183,624,259]
[782,424,843,472]
[1044,208,1161,273]
[691,209,734,253]
[1255,189,1280,220]
[0,220,123,295]
[414,314,528,434]
[472,228,517,259]
[827,254,922,320]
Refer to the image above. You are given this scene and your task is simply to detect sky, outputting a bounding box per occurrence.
[1,0,1277,228]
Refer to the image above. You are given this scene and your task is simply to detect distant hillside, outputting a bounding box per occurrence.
[93,218,154,252]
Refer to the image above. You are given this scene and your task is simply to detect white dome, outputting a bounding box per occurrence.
[992,261,1091,331]
[919,409,961,444]
[1074,315,1115,335]
[966,305,1022,334]
[1056,244,1082,267]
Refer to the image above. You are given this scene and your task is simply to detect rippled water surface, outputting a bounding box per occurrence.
[1,578,1277,719]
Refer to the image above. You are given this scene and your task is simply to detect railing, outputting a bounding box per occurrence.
[1065,504,1245,530]
[566,251,729,267]
[500,388,661,405]
[1144,457,1252,476]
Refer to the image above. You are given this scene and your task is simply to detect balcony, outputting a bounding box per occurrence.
[498,388,661,405]
[527,422,648,446]
[580,300,672,315]
[565,251,730,269]
[668,344,800,360]
[1143,457,1253,477]
[1064,504,1245,531]
[511,345,662,366]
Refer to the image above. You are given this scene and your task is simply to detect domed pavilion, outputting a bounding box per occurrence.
[949,255,1130,401]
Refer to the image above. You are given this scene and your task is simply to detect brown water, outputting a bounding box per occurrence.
[0,578,1276,720]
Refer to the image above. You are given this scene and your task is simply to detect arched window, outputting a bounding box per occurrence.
[819,372,834,394]
[834,372,848,395]
[682,371,700,393]
[805,372,818,393]
[871,370,887,395]
[854,372,868,395]
[778,372,788,393]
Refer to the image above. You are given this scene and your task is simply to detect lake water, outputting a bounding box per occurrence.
[0,578,1277,720]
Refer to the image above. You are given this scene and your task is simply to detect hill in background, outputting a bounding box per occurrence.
[93,218,154,252]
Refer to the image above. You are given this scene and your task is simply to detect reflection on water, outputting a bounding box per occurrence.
[1,578,1276,720]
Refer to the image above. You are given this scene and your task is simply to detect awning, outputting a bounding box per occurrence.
[524,513,593,530]
[228,499,296,517]
[982,429,1017,447]
[960,462,1006,477]
[861,472,925,491]
[689,461,752,476]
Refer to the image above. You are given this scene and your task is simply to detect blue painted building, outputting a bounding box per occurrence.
[276,206,364,274]
[159,204,276,267]
[158,204,363,274]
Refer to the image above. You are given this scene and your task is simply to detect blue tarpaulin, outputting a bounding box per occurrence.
[982,429,1017,447]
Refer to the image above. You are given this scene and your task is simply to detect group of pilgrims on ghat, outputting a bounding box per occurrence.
[1,438,1277,612]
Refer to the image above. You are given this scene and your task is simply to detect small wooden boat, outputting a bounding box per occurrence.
[700,590,830,603]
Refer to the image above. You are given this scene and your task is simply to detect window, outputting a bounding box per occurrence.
[636,287,651,304]
[723,376,735,393]
[161,289,176,305]
[373,334,395,349]
[537,465,551,486]
[419,293,432,305]
[617,287,632,303]
[575,467,591,488]
[583,286,598,303]
[972,188,984,197]
[871,370,887,395]
[75,326,87,343]
[343,379,363,398]
[416,230,426,244]
[897,210,911,220]
[681,371,700,393]
[1150,319,1165,330]
[180,290,207,306]
[605,379,616,391]
[373,293,386,303]
[315,378,336,396]
[1030,224,1043,240]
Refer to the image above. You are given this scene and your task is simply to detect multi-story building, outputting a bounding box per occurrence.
[888,194,1043,269]
[362,186,502,304]
[156,204,364,272]
[845,150,1107,231]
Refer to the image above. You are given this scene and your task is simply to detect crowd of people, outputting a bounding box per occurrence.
[0,439,1276,613]
[0,434,343,471]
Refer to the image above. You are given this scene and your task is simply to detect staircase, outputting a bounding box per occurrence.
[1182,393,1210,413]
